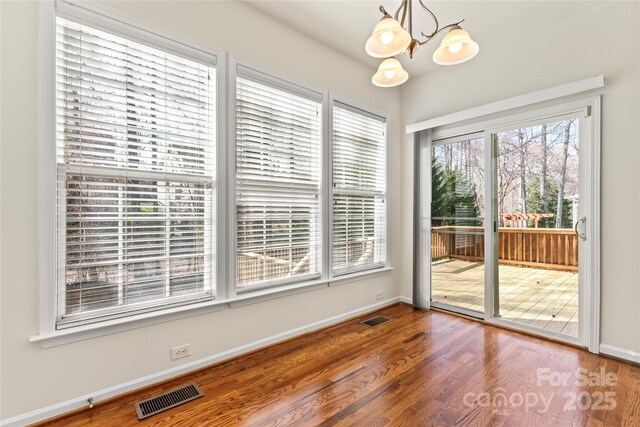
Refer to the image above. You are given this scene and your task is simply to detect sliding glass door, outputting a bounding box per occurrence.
[430,135,486,316]
[492,117,581,338]
[424,100,597,348]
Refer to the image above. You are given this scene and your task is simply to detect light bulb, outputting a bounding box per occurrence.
[384,70,396,79]
[448,42,463,54]
[380,31,394,45]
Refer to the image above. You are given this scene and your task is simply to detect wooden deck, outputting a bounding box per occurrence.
[432,259,579,337]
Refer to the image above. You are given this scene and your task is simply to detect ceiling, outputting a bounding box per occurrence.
[245,1,605,78]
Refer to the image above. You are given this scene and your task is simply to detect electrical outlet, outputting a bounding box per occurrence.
[170,344,191,361]
[376,290,383,301]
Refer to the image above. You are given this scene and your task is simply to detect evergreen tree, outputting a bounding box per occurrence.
[432,158,481,227]
[526,178,571,228]
[431,158,446,222]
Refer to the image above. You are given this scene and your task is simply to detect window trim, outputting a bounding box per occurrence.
[54,15,219,326]
[39,0,226,335]
[30,266,393,348]
[328,94,390,278]
[229,57,328,293]
[55,0,218,65]
[36,1,392,345]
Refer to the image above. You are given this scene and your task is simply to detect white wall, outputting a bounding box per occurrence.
[0,0,403,419]
[400,1,640,354]
[3,0,639,421]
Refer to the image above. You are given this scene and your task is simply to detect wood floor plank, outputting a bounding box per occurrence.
[36,303,639,427]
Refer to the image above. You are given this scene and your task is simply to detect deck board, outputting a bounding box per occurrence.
[432,258,578,337]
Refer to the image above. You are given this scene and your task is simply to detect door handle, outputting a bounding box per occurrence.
[574,216,586,241]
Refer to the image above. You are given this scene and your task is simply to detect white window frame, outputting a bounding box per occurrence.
[38,0,227,336]
[328,95,390,278]
[229,58,327,294]
[34,1,393,347]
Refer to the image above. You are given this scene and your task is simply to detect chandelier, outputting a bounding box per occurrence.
[366,0,479,87]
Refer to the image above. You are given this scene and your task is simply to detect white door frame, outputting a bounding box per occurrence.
[422,96,601,353]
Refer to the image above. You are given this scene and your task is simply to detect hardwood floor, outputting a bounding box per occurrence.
[37,303,640,426]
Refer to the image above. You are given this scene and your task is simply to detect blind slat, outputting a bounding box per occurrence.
[332,105,386,276]
[236,75,321,288]
[56,17,216,328]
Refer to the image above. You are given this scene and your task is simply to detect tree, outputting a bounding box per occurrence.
[556,119,575,228]
[526,178,571,228]
[518,129,528,215]
[432,158,481,227]
[540,124,548,212]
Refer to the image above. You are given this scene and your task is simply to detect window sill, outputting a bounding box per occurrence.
[30,266,393,348]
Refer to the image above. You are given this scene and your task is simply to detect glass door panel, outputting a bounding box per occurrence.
[493,118,580,337]
[431,136,485,315]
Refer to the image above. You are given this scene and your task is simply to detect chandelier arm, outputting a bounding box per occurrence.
[419,19,465,44]
[397,0,408,28]
[391,1,401,20]
[418,0,439,36]
[407,0,413,37]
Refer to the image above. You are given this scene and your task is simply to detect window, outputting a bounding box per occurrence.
[332,102,387,275]
[43,9,391,340]
[235,67,322,289]
[55,17,216,328]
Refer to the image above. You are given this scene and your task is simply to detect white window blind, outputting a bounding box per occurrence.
[55,17,216,328]
[332,103,386,275]
[236,70,322,289]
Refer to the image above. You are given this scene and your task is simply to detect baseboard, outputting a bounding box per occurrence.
[0,297,403,427]
[399,296,412,304]
[599,344,640,364]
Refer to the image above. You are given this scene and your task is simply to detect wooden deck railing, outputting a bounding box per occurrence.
[237,238,376,287]
[237,248,310,287]
[431,226,578,272]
